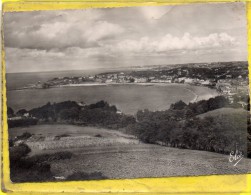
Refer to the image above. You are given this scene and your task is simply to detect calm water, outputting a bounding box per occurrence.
[6,71,218,115]
[6,69,118,91]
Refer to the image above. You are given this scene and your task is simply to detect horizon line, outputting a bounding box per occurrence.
[6,60,248,74]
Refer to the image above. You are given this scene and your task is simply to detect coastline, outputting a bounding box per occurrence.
[11,82,219,103]
[185,88,199,103]
[7,82,220,115]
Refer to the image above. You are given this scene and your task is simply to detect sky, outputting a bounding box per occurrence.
[3,2,248,73]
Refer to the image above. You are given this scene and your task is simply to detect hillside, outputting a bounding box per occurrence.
[10,124,251,181]
[197,107,248,119]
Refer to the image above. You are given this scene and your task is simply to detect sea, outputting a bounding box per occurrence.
[6,70,218,115]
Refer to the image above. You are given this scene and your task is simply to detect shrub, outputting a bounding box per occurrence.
[9,143,31,163]
[10,149,71,182]
[67,171,108,181]
[7,107,15,117]
[10,162,54,182]
[28,151,73,163]
[16,132,32,141]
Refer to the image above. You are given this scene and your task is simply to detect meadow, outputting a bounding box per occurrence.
[9,124,251,180]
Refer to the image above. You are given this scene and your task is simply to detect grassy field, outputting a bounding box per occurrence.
[9,124,251,179]
[51,144,251,179]
[9,124,135,138]
[197,107,248,119]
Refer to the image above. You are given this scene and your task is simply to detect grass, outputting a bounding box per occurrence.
[9,124,135,139]
[10,124,137,155]
[50,144,251,179]
[9,124,251,180]
[197,107,248,119]
[26,136,138,152]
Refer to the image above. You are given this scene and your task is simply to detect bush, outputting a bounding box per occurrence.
[28,151,73,163]
[10,162,54,183]
[15,132,32,141]
[9,144,54,182]
[9,143,31,163]
[7,107,15,117]
[10,149,72,182]
[67,171,108,181]
[54,134,70,140]
[8,118,38,128]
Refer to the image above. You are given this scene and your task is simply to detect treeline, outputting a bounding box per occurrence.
[7,107,38,128]
[8,96,250,157]
[8,100,136,129]
[136,96,229,122]
[8,118,38,128]
[127,96,250,157]
[129,112,247,155]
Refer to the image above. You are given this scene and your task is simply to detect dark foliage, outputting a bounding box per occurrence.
[9,144,53,182]
[8,117,38,128]
[170,100,187,110]
[10,162,54,183]
[25,100,135,129]
[9,96,250,158]
[28,151,73,163]
[79,108,136,129]
[10,144,73,182]
[54,134,71,140]
[130,96,250,156]
[131,109,249,155]
[7,107,14,117]
[15,132,32,141]
[16,109,28,116]
[9,143,31,163]
[67,171,108,181]
[59,107,80,121]
[29,101,81,121]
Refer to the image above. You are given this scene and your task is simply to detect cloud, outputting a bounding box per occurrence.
[3,3,247,73]
[4,10,124,50]
[5,32,238,67]
[6,47,65,58]
[84,21,124,42]
[105,32,237,55]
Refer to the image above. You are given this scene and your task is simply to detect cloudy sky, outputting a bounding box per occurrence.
[3,2,248,73]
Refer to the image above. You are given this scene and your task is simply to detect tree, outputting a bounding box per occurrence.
[7,107,14,117]
[208,96,228,110]
[59,107,79,121]
[42,83,50,89]
[170,100,187,110]
[89,101,107,109]
[16,109,28,116]
[129,77,135,83]
[9,143,31,163]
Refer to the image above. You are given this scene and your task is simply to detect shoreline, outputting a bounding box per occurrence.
[8,83,220,113]
[11,82,216,90]
[185,88,199,103]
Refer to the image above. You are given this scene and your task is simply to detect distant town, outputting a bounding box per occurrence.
[19,61,249,108]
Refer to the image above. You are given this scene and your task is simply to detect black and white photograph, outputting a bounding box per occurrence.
[3,2,251,182]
